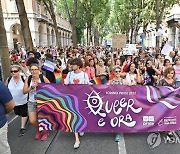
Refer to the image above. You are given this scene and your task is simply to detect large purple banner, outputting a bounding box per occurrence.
[36,84,180,133]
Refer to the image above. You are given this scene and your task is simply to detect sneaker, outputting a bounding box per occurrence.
[19,128,25,137]
[74,141,80,149]
[41,131,49,141]
[115,133,121,142]
[79,132,84,136]
[35,131,41,140]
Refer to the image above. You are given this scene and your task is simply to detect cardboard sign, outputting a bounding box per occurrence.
[112,34,126,49]
[161,43,173,56]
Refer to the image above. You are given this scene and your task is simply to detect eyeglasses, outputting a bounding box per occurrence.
[11,70,19,73]
[30,69,39,71]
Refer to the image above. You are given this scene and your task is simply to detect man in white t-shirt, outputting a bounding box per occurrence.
[64,58,89,149]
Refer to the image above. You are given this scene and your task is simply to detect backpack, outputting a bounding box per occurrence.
[7,76,25,86]
[27,74,45,87]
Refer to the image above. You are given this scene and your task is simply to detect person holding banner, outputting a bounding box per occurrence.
[23,63,50,141]
[64,58,89,149]
[159,67,177,139]
[107,65,129,142]
[159,67,176,87]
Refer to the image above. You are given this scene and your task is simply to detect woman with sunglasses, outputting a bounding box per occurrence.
[23,63,50,141]
[6,65,28,137]
[107,65,129,142]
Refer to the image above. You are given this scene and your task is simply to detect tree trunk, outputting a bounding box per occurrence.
[87,26,89,46]
[70,18,78,48]
[89,22,93,46]
[51,14,61,48]
[15,0,33,52]
[94,26,99,46]
[0,2,11,81]
[134,32,137,44]
[130,28,134,44]
[155,0,160,49]
[43,0,61,48]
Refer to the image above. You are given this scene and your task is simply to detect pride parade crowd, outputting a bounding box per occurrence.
[0,45,180,153]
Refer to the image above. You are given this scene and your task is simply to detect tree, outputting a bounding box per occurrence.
[15,0,34,52]
[80,0,109,45]
[42,0,62,48]
[58,0,78,48]
[0,1,11,81]
[93,1,111,45]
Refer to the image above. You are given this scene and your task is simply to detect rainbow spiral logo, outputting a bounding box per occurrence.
[36,84,87,132]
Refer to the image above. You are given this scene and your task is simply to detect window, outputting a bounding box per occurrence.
[37,2,41,13]
[10,0,18,12]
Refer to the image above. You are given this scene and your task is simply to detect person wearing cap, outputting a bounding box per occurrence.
[6,65,28,137]
[64,58,89,149]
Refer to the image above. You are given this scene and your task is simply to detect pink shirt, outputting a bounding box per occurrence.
[84,67,95,80]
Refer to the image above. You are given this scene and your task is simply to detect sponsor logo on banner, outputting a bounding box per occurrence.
[143,116,155,126]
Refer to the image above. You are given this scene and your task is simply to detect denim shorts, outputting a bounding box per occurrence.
[28,101,37,112]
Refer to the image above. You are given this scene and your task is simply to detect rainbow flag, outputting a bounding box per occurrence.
[90,77,102,85]
[54,72,62,84]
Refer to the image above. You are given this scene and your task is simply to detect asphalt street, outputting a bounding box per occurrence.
[7,112,180,154]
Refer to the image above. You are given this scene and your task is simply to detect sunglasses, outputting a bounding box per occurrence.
[11,70,19,73]
[21,61,26,63]
[115,70,121,73]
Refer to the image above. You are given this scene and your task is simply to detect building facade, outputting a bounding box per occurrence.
[144,4,180,49]
[2,0,72,50]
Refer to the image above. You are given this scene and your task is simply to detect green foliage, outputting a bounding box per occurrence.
[57,0,180,44]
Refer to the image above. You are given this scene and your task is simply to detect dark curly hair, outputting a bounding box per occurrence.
[70,58,83,68]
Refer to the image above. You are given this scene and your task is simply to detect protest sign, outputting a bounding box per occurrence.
[161,43,173,56]
[112,34,126,49]
[42,58,56,72]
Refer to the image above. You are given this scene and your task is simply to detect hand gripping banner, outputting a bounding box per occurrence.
[36,84,180,133]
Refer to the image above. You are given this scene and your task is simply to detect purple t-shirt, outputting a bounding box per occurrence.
[0,81,13,128]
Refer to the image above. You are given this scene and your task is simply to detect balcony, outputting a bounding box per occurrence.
[166,14,180,22]
[36,13,49,22]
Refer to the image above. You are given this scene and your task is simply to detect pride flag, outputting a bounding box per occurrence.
[90,77,102,85]
[54,72,62,84]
